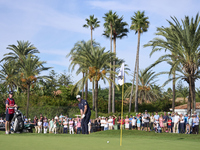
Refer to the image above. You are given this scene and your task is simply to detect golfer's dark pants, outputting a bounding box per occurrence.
[82,112,91,134]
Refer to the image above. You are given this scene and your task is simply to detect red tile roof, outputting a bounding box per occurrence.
[174,102,200,109]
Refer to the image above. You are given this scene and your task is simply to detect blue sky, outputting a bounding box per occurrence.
[0,0,200,90]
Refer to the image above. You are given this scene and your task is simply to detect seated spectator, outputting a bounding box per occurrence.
[63,118,68,134]
[43,120,48,134]
[186,123,190,134]
[38,119,42,133]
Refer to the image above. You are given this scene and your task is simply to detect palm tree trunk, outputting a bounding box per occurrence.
[109,23,112,113]
[187,90,191,115]
[172,73,176,112]
[129,50,138,112]
[135,31,141,112]
[189,76,195,113]
[82,72,84,98]
[112,37,116,113]
[92,79,95,111]
[85,76,88,100]
[26,84,30,118]
[95,80,98,118]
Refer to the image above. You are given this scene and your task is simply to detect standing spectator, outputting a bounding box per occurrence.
[108,116,113,130]
[53,120,57,134]
[5,91,17,134]
[77,95,91,134]
[59,114,64,119]
[43,120,48,134]
[0,117,4,124]
[159,114,164,132]
[125,115,130,130]
[117,116,121,130]
[154,112,159,124]
[49,118,54,133]
[63,118,68,134]
[194,114,199,134]
[104,117,109,131]
[132,116,136,130]
[163,112,168,132]
[129,115,133,130]
[34,116,38,133]
[59,118,64,134]
[38,119,42,133]
[76,119,81,134]
[69,118,74,134]
[188,115,193,133]
[141,114,144,131]
[101,117,105,131]
[167,117,172,133]
[143,110,150,132]
[54,115,58,120]
[174,112,180,133]
[179,114,185,133]
[136,115,141,130]
[150,113,154,131]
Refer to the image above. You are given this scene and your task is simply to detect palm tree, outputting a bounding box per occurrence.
[129,11,149,112]
[70,42,118,118]
[103,15,129,113]
[19,54,50,117]
[145,13,200,114]
[1,40,39,63]
[83,15,100,109]
[103,10,118,113]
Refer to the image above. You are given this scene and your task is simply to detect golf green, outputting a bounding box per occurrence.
[0,130,199,150]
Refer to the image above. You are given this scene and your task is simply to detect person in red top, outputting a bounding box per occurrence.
[5,91,17,134]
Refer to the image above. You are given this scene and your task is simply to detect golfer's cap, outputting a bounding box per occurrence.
[76,95,81,99]
[9,91,13,94]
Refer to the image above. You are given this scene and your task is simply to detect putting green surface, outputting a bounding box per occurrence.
[0,130,199,150]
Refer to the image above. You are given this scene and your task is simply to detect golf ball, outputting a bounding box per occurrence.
[107,141,109,143]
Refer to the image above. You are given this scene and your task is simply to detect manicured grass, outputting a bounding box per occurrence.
[0,130,200,150]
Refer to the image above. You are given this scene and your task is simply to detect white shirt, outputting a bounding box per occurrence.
[108,119,113,126]
[132,118,136,126]
[38,121,42,126]
[101,119,105,127]
[63,121,68,128]
[174,115,180,124]
[104,121,109,128]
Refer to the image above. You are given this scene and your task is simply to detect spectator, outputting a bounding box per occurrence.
[38,119,42,133]
[54,115,58,120]
[101,117,105,131]
[0,117,4,124]
[143,110,150,132]
[40,114,44,130]
[179,114,185,134]
[132,116,136,130]
[136,115,141,130]
[53,120,57,134]
[129,115,133,130]
[88,119,91,134]
[159,114,164,132]
[163,112,168,132]
[63,118,68,134]
[141,114,144,131]
[154,112,159,124]
[150,113,154,131]
[125,115,130,130]
[34,116,38,133]
[171,112,175,133]
[49,118,54,133]
[43,120,48,134]
[104,117,109,131]
[167,117,172,133]
[185,123,190,134]
[69,118,74,134]
[188,115,193,133]
[59,114,64,119]
[117,116,121,130]
[59,118,64,134]
[174,112,180,133]
[76,119,81,134]
[108,116,113,130]
[194,114,199,134]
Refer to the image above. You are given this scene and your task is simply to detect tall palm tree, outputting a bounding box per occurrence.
[1,40,39,63]
[103,15,129,113]
[129,11,149,112]
[19,54,50,117]
[70,43,118,118]
[83,15,100,109]
[145,13,200,114]
[103,10,118,113]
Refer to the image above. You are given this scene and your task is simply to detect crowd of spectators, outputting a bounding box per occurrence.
[0,111,199,134]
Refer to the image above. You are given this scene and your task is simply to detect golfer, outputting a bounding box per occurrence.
[76,95,91,134]
[5,91,17,134]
